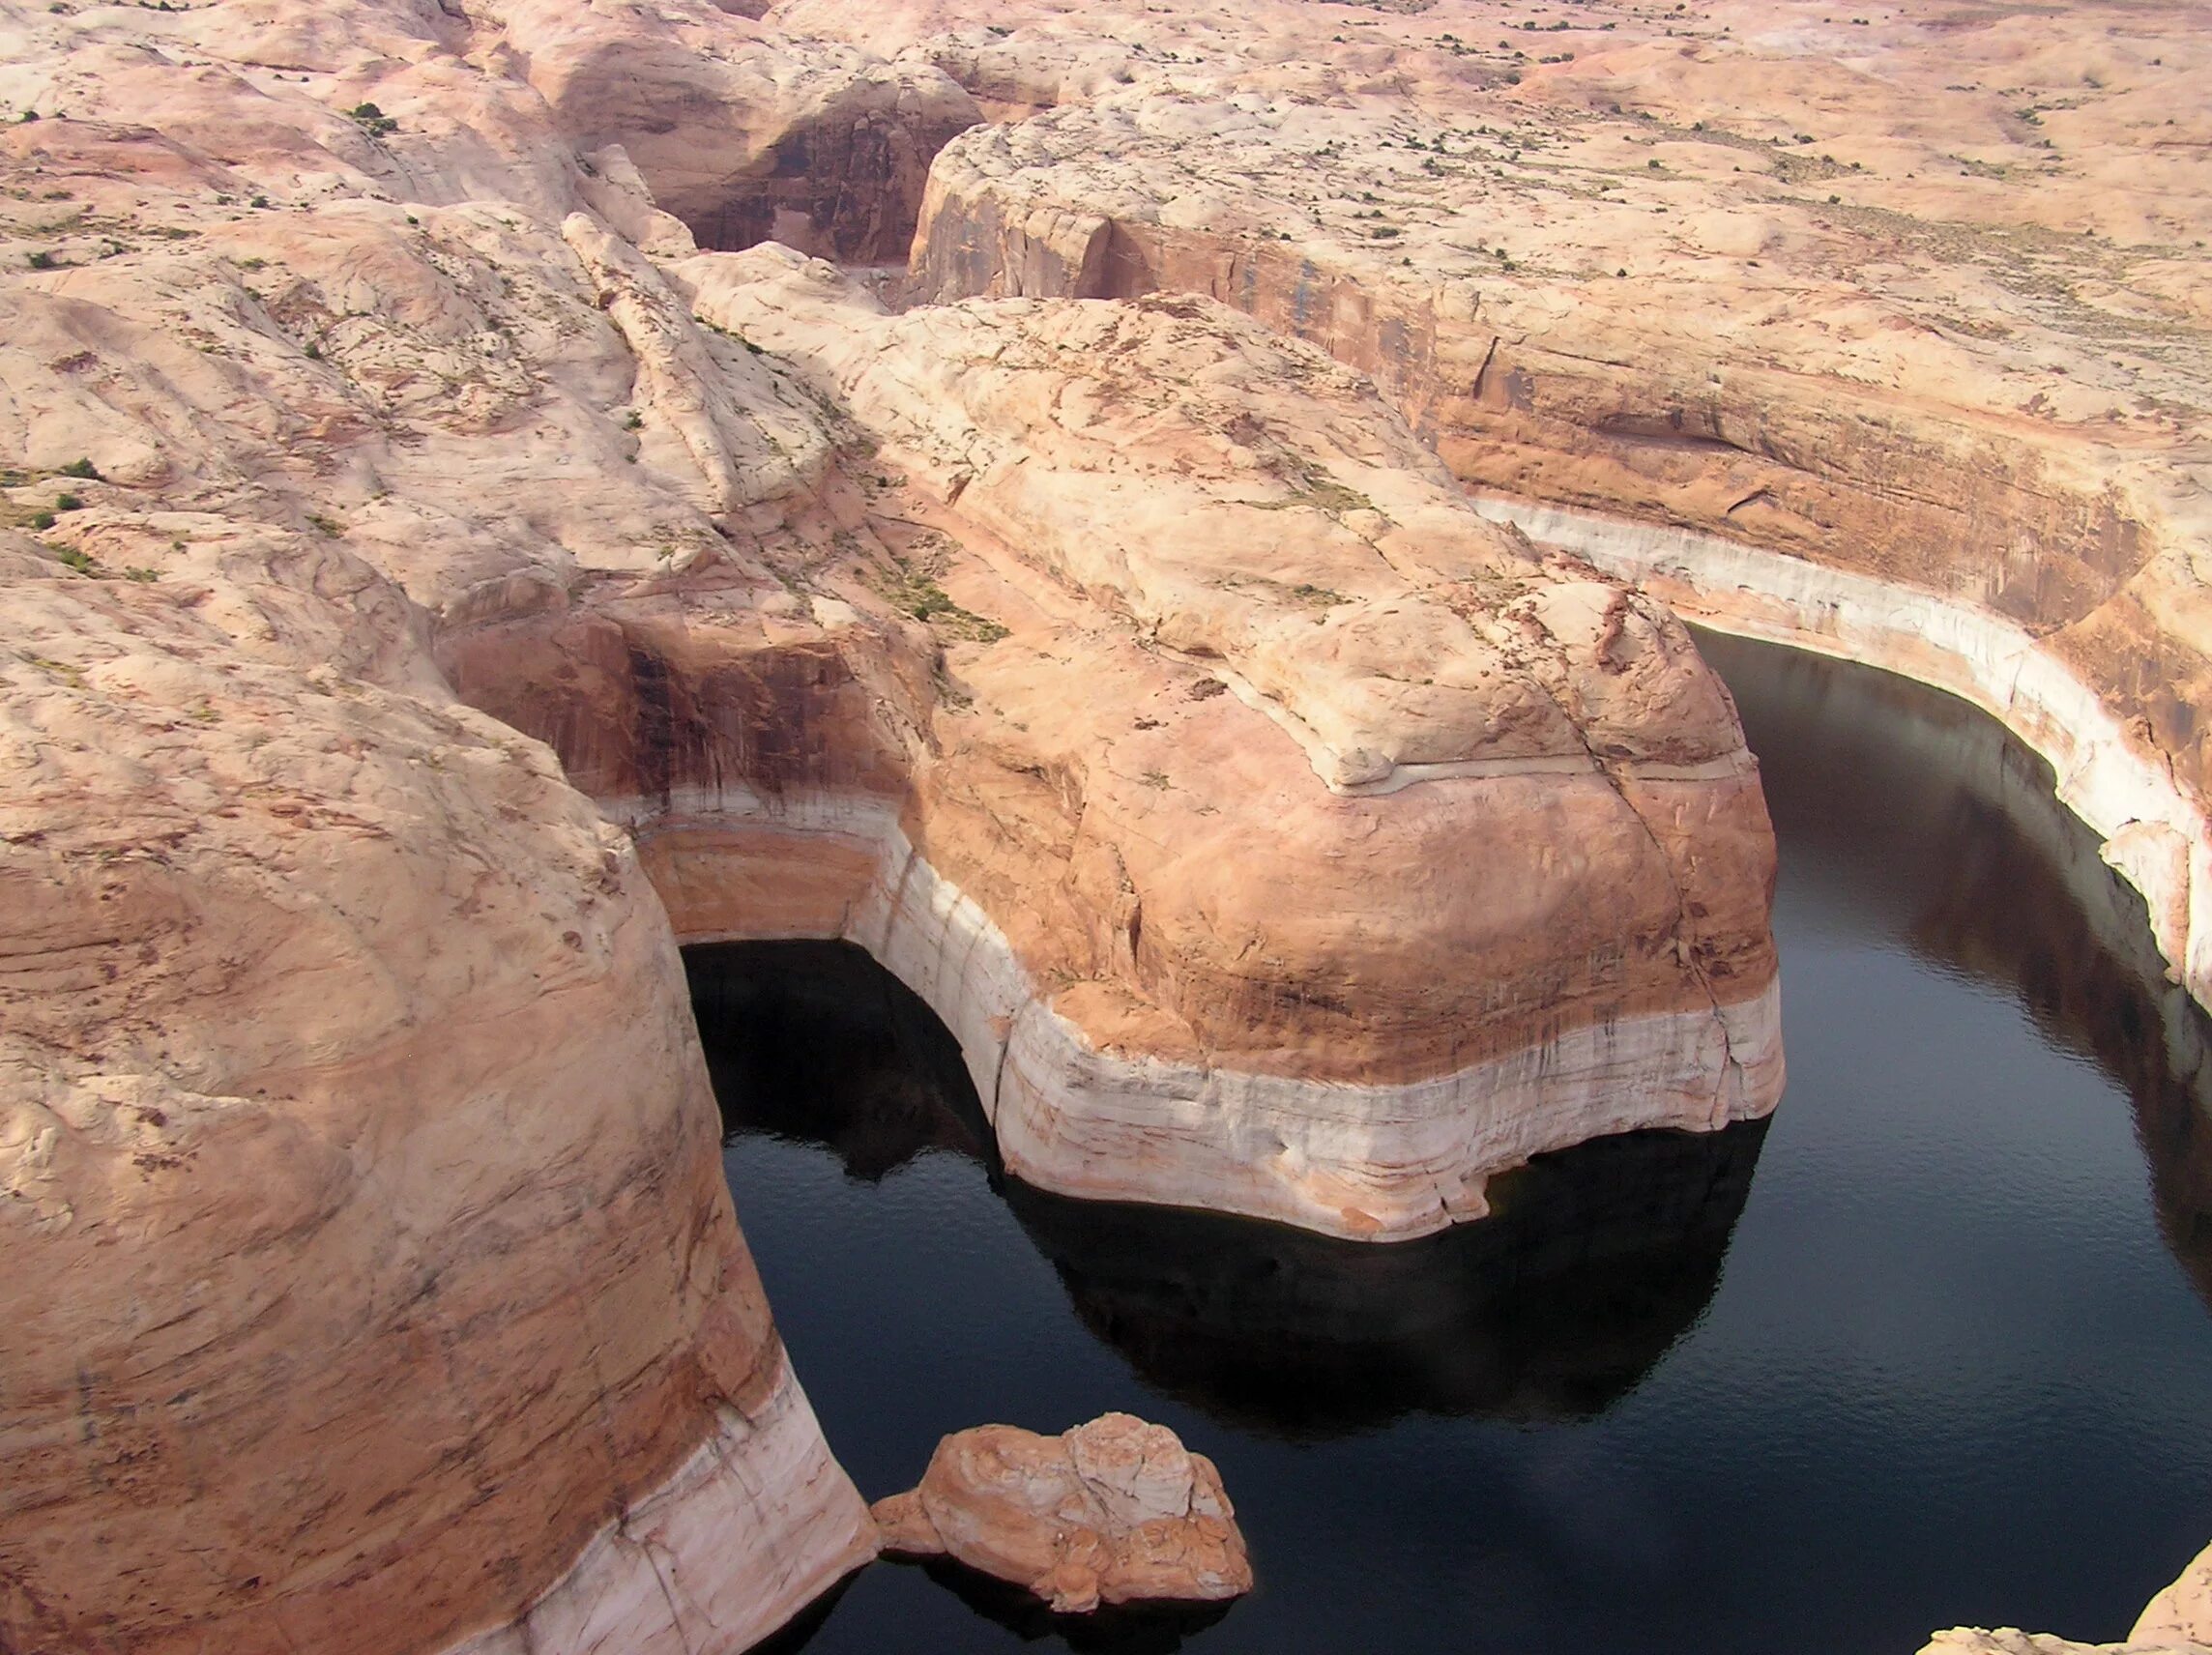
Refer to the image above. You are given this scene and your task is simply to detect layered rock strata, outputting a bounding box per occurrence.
[0,526,875,1654]
[1,0,2204,1647]
[0,0,1786,1641]
[499,0,981,259]
[884,0,2212,1006]
[873,1413,1253,1614]
[448,244,1785,1241]
[0,2,936,1647]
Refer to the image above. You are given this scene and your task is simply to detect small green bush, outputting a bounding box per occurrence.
[60,458,101,480]
[54,493,82,511]
[31,511,56,531]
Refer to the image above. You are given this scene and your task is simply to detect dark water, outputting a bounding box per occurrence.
[693,631,2212,1655]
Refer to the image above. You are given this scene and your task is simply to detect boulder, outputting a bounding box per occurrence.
[873,1413,1253,1613]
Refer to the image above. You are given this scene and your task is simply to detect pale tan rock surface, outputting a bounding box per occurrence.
[0,0,1792,1642]
[872,1412,1254,1613]
[1924,1543,2212,1654]
[880,0,2212,1007]
[1,0,1781,1262]
[0,2,921,1650]
[1923,1637,2207,1655]
[498,0,981,259]
[0,523,877,1653]
[2136,1541,2212,1648]
[480,243,1785,1239]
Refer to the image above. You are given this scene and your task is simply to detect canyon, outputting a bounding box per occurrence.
[873,0,2212,1011]
[0,0,2206,1649]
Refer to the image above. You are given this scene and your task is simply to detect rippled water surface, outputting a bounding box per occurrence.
[697,631,2212,1655]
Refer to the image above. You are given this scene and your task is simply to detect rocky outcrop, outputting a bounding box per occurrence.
[2134,1543,2212,1649]
[0,3,929,1648]
[0,0,1788,1641]
[446,243,1786,1241]
[0,522,876,1653]
[895,0,2212,1009]
[1,0,2204,1645]
[2,0,1789,1261]
[873,1413,1253,1613]
[1925,1540,2212,1654]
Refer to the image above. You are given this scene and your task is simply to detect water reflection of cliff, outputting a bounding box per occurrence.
[685,939,1766,1436]
[1696,628,2212,1309]
[1005,1122,1765,1434]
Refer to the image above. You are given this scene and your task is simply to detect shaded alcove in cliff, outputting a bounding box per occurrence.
[669,102,978,264]
[686,937,1768,1437]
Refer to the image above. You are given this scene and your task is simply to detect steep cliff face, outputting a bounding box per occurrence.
[439,245,1782,1241]
[0,3,920,1647]
[888,0,2212,1003]
[2,0,2204,1647]
[0,530,876,1654]
[0,0,1776,1638]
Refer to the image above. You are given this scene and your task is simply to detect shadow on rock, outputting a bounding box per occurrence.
[688,938,993,1179]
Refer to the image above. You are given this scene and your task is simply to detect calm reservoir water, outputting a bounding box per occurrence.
[692,630,2212,1654]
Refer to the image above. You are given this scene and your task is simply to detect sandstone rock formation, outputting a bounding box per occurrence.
[2,0,1787,1254]
[1924,1540,2212,1655]
[15,0,2199,1645]
[2135,1542,2212,1650]
[0,524,877,1652]
[0,0,1786,1642]
[499,0,980,260]
[0,2,930,1648]
[872,1412,1254,1613]
[871,0,2212,1012]
[458,243,1785,1241]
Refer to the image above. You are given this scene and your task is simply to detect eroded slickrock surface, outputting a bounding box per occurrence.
[501,0,979,259]
[873,1412,1254,1614]
[0,522,877,1652]
[0,0,1779,1642]
[5,0,2199,1646]
[846,0,2212,1007]
[2133,1544,2212,1651]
